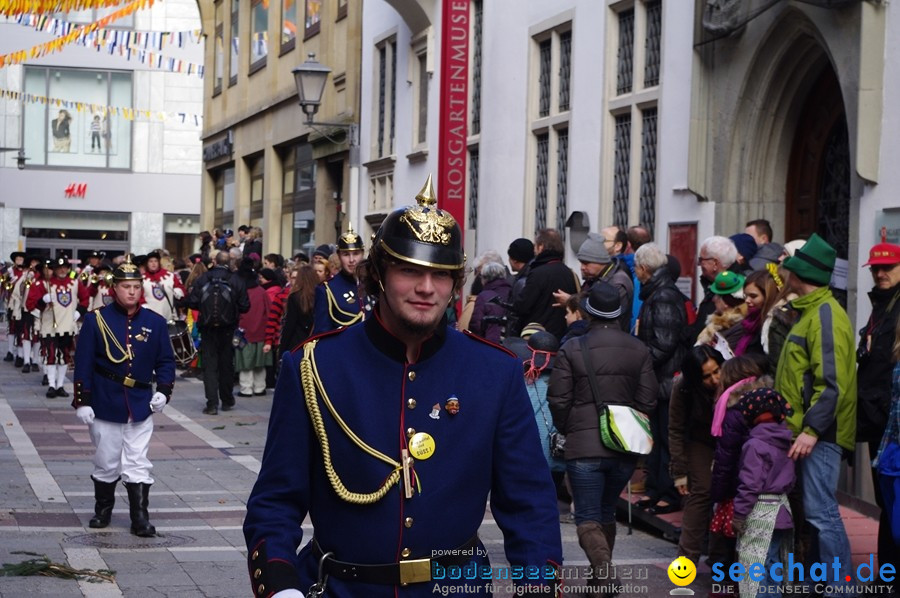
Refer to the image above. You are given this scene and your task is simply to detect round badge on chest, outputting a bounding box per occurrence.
[408,432,435,460]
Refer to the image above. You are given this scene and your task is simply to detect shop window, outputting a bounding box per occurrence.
[214,166,235,230]
[24,67,132,170]
[281,144,316,257]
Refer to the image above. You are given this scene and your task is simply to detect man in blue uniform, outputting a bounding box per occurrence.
[244,176,563,598]
[311,224,369,334]
[72,256,176,537]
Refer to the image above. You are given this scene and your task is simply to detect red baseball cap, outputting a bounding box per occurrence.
[862,242,900,267]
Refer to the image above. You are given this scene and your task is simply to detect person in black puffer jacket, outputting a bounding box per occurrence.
[511,229,578,339]
[634,242,687,514]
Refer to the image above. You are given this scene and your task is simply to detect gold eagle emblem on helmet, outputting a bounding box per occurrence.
[398,174,456,246]
[400,207,455,246]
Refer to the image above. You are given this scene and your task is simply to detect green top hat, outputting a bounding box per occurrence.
[782,233,835,286]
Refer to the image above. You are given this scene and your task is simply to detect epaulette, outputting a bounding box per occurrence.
[289,325,347,354]
[461,329,517,358]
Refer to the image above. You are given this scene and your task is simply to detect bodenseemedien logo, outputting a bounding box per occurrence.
[667,556,696,595]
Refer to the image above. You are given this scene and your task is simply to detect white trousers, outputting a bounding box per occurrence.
[46,364,68,390]
[7,334,14,353]
[89,417,154,484]
[22,339,31,365]
[239,367,266,394]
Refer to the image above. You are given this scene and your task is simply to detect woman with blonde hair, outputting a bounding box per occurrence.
[242,226,263,259]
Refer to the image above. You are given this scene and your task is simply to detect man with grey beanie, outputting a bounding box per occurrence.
[554,232,634,331]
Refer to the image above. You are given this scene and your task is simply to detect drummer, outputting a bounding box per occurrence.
[142,250,185,322]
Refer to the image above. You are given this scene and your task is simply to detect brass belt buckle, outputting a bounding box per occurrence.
[398,558,431,585]
[123,375,136,388]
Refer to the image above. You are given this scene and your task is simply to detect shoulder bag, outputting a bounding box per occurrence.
[578,335,653,455]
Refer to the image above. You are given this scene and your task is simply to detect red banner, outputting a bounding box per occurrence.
[437,0,470,235]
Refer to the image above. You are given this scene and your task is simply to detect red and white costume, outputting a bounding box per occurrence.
[141,268,184,322]
[88,279,114,312]
[27,274,90,387]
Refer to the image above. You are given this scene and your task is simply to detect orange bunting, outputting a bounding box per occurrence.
[0,0,131,16]
[0,0,154,65]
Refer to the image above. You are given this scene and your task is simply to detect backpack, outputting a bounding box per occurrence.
[198,276,236,328]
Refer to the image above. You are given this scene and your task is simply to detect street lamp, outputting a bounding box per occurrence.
[292,53,360,244]
[292,53,332,125]
[0,147,28,170]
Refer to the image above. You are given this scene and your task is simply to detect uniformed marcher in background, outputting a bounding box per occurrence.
[72,256,175,537]
[244,176,563,598]
[8,255,38,371]
[4,251,27,362]
[311,224,369,334]
[26,255,91,397]
[142,250,186,322]
[87,263,115,312]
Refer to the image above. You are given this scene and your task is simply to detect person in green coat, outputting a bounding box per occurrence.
[775,233,857,598]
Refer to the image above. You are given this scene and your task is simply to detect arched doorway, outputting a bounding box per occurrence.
[785,66,850,261]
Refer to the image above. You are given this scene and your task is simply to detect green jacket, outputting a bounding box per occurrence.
[775,286,857,451]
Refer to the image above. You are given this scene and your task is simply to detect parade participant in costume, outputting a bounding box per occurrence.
[4,251,26,362]
[26,255,91,398]
[80,250,104,279]
[87,263,115,312]
[311,224,369,334]
[8,254,36,369]
[72,256,176,537]
[244,176,563,598]
[141,250,185,322]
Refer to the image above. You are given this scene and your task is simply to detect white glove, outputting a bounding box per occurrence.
[42,293,52,303]
[73,311,81,322]
[272,591,305,598]
[149,392,167,413]
[76,406,95,425]
[173,288,184,299]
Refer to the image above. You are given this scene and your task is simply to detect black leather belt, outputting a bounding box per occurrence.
[95,365,152,390]
[312,535,480,585]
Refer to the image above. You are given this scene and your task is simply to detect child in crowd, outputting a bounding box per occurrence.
[732,387,795,598]
[708,355,769,597]
[560,294,589,347]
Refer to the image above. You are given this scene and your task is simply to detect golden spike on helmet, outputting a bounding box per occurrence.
[112,254,142,282]
[415,174,437,206]
[337,222,364,251]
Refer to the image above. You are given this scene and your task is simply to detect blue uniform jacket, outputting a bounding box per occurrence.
[73,303,176,424]
[244,312,562,597]
[311,271,367,335]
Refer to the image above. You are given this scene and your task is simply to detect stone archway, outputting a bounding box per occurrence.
[722,10,841,243]
[785,66,850,259]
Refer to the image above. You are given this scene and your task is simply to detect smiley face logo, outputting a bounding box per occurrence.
[667,556,696,586]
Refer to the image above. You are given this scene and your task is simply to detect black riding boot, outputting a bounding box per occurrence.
[124,482,156,537]
[88,476,119,528]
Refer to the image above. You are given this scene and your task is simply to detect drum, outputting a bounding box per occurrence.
[168,320,197,367]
